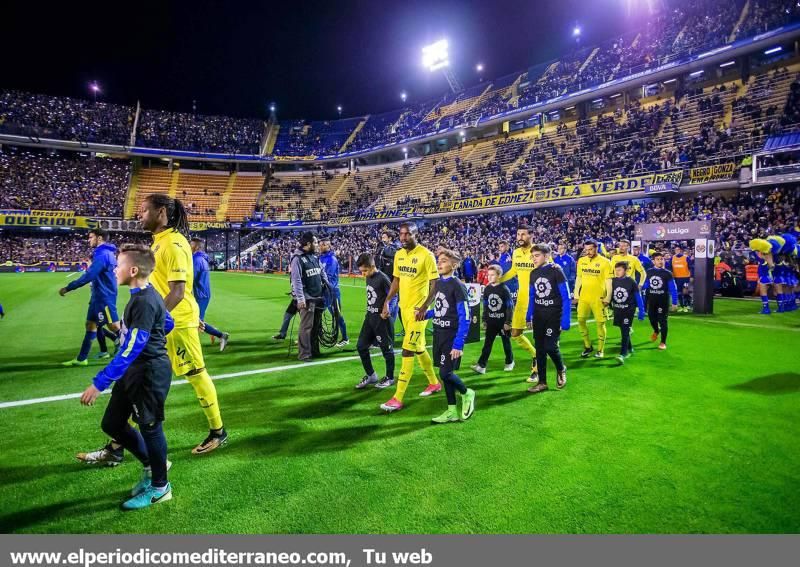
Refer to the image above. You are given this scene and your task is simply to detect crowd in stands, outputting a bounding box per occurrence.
[0,232,149,264]
[0,149,130,216]
[3,186,797,288]
[137,109,264,154]
[2,1,798,158]
[224,186,800,278]
[0,90,133,145]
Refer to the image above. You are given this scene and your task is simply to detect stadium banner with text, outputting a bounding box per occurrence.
[323,207,419,226]
[634,221,715,241]
[439,171,684,212]
[188,221,233,231]
[0,260,87,273]
[688,162,736,184]
[0,209,98,229]
[645,182,678,194]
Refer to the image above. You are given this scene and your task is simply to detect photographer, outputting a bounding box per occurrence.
[289,232,330,362]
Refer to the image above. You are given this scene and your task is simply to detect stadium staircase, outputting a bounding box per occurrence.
[729,0,752,42]
[326,171,354,204]
[216,173,237,221]
[168,169,180,198]
[672,24,689,50]
[579,48,600,75]
[263,121,279,155]
[338,117,368,153]
[123,164,140,219]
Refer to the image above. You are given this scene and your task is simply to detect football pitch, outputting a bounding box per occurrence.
[0,271,798,534]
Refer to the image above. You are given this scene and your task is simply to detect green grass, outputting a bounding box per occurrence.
[0,271,798,534]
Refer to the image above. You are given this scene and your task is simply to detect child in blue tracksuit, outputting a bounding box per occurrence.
[60,228,121,365]
[319,238,349,347]
[79,244,175,510]
[190,238,230,351]
[425,249,475,423]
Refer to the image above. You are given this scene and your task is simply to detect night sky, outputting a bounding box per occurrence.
[1,0,658,120]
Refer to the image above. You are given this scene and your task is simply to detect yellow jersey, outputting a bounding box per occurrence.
[151,228,200,328]
[575,254,612,301]
[500,247,536,293]
[393,244,439,310]
[610,253,645,282]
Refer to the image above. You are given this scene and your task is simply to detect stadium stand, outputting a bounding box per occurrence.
[136,109,264,154]
[0,90,133,145]
[0,148,130,216]
[131,166,265,222]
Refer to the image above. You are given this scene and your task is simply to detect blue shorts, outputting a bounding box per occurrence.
[675,277,691,291]
[87,298,119,325]
[197,297,211,320]
[773,265,788,285]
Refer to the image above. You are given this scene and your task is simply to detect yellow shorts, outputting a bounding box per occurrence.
[511,297,529,330]
[401,309,429,352]
[577,298,605,322]
[166,326,206,377]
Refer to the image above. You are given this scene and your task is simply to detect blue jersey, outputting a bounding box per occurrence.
[192,250,212,300]
[497,251,517,292]
[553,253,576,282]
[66,242,117,303]
[638,253,654,272]
[319,250,340,289]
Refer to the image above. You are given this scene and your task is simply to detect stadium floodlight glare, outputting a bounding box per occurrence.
[89,81,100,102]
[269,103,276,112]
[400,91,407,102]
[719,61,736,68]
[573,26,581,37]
[476,63,484,72]
[422,39,464,94]
[764,46,783,55]
[422,39,450,71]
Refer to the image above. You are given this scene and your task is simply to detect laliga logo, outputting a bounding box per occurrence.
[487,293,502,312]
[434,292,449,317]
[366,285,377,306]
[655,226,666,238]
[534,277,552,298]
[650,276,664,290]
[613,287,629,303]
[696,243,706,254]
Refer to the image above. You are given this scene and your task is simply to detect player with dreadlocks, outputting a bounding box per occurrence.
[138,194,229,453]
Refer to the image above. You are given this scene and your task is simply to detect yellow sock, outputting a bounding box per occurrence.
[597,321,607,353]
[394,356,415,402]
[186,369,223,430]
[577,319,591,348]
[416,351,438,385]
[512,334,537,357]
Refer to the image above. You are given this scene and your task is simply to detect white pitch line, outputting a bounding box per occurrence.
[65,272,80,279]
[0,349,393,410]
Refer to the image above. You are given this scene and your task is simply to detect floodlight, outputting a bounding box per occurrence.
[422,40,450,71]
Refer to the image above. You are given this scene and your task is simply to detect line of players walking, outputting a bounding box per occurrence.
[282,222,685,426]
[54,200,701,511]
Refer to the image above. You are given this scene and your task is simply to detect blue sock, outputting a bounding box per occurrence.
[203,321,224,338]
[0,303,4,316]
[78,331,97,361]
[761,296,770,309]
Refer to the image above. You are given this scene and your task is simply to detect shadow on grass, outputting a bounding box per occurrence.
[0,496,120,532]
[727,373,800,395]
